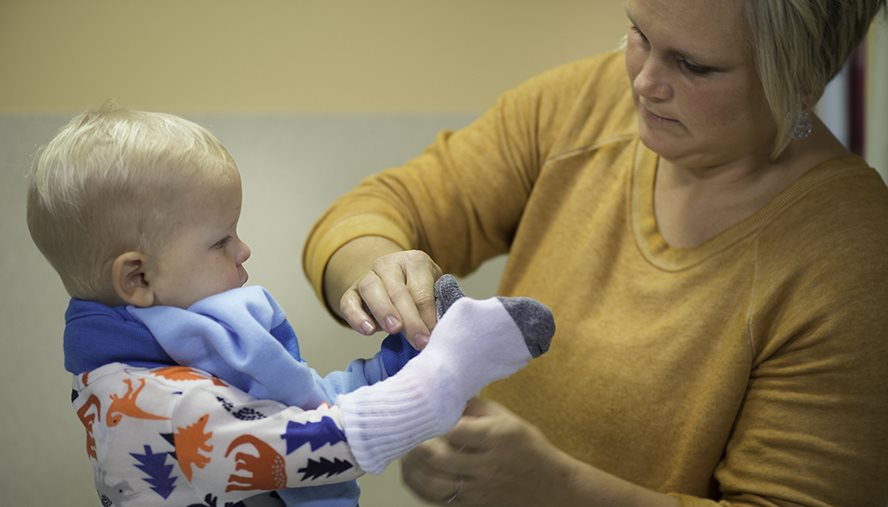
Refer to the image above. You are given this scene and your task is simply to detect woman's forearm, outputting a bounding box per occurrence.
[559,454,679,507]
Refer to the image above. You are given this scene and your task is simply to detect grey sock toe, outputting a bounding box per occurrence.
[496,297,555,358]
[435,274,465,318]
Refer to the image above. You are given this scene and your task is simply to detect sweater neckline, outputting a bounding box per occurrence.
[630,140,865,271]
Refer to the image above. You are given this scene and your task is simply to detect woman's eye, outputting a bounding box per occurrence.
[630,24,648,44]
[680,59,712,76]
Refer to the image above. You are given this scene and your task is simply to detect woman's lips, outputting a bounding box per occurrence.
[641,104,680,125]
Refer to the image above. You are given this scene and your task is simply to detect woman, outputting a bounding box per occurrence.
[302,0,888,505]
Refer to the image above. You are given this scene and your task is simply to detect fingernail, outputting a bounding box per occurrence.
[414,333,430,349]
[360,321,375,335]
[384,315,401,332]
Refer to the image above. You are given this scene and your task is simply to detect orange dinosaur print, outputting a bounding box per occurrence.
[224,434,287,492]
[76,394,101,459]
[153,366,227,387]
[106,378,169,427]
[174,413,214,481]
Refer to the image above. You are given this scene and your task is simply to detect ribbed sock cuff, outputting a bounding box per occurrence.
[336,359,462,474]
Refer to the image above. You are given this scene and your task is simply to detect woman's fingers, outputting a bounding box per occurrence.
[339,250,441,349]
[402,438,467,503]
[356,269,404,334]
[405,260,441,331]
[339,274,383,336]
[387,252,441,347]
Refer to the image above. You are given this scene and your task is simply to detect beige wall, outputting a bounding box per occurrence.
[866,16,888,179]
[0,0,626,113]
[0,1,626,506]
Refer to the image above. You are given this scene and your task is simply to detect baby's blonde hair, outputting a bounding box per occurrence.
[27,102,238,300]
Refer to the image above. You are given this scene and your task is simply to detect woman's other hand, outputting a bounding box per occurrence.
[401,398,570,506]
[402,398,678,507]
[324,236,442,349]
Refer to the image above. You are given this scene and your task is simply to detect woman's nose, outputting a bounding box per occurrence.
[633,56,672,102]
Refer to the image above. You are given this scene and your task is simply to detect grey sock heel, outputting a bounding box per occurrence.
[496,297,555,358]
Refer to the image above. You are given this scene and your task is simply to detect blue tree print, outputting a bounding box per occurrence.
[131,444,177,499]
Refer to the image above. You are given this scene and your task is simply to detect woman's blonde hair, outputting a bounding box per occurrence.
[26,102,238,299]
[744,0,887,158]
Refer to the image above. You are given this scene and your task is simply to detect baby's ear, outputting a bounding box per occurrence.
[111,251,155,307]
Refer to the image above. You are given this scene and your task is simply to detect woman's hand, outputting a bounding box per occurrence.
[401,398,571,506]
[325,237,442,349]
[402,398,678,507]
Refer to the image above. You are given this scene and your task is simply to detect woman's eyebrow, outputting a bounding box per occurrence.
[624,8,720,68]
[625,7,639,30]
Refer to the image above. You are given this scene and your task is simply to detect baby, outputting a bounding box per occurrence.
[26,104,555,507]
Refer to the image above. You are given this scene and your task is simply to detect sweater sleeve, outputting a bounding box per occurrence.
[301,55,609,308]
[312,333,420,401]
[72,364,364,505]
[170,375,366,497]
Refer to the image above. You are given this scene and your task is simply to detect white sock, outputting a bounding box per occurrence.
[337,281,554,474]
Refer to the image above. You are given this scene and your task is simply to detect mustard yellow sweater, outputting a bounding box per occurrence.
[303,51,888,506]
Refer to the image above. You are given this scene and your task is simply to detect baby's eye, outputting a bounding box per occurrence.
[212,236,232,249]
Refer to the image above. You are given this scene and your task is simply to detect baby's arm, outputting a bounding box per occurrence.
[171,377,363,492]
[307,332,419,401]
[130,277,554,479]
[74,364,363,505]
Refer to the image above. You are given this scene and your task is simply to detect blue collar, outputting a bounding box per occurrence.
[63,299,175,374]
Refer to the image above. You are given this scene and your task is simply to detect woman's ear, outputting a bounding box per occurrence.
[111,251,155,307]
